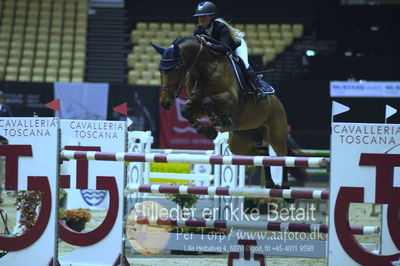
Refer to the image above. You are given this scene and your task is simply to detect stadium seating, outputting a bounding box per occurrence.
[0,0,88,83]
[127,22,303,85]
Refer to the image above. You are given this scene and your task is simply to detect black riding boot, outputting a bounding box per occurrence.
[246,67,267,104]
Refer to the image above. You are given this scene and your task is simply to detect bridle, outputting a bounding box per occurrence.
[159,61,186,100]
[160,37,209,101]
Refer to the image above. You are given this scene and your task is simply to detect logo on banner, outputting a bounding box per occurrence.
[59,146,120,246]
[81,190,108,206]
[0,145,52,251]
[334,146,400,265]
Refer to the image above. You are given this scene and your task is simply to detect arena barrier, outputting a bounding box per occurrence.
[0,115,398,266]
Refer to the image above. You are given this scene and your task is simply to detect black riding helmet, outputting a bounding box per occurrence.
[193,1,218,17]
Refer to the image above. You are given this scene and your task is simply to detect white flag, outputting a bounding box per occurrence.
[332,101,350,117]
[385,105,397,120]
[127,117,133,128]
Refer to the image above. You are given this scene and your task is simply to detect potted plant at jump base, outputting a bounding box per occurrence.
[167,182,200,255]
[15,190,41,233]
[59,208,91,232]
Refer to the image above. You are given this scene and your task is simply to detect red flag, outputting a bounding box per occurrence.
[113,102,128,116]
[45,98,60,111]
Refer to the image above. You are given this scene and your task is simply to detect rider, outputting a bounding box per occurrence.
[192,1,272,103]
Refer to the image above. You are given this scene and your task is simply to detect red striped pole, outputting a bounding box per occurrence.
[60,150,329,167]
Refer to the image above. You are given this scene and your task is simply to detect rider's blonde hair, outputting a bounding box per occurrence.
[215,18,245,43]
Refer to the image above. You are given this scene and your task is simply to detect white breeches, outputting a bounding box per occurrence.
[233,38,249,69]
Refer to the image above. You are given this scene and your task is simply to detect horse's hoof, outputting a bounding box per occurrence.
[180,104,192,120]
[200,126,218,140]
[212,120,224,130]
[224,117,232,128]
[209,115,226,129]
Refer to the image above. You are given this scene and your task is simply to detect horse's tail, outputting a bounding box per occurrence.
[286,135,308,183]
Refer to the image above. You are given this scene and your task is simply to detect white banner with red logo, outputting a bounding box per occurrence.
[0,117,59,265]
[329,122,400,265]
[60,119,126,211]
[59,119,126,265]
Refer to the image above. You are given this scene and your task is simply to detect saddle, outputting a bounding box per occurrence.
[228,55,275,98]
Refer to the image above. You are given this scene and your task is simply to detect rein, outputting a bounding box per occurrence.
[200,34,232,54]
[186,35,221,100]
[161,37,220,101]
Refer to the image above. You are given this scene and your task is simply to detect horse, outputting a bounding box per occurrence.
[150,36,306,190]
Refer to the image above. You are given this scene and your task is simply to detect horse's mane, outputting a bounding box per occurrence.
[174,35,229,58]
[173,36,198,46]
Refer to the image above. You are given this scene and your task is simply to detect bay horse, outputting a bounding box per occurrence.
[151,36,306,190]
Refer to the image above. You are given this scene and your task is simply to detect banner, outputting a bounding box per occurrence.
[0,117,59,265]
[60,119,126,210]
[329,121,400,265]
[330,81,400,98]
[159,97,213,150]
[54,82,109,120]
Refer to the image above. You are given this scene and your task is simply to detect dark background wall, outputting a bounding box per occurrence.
[126,0,327,34]
[0,81,54,117]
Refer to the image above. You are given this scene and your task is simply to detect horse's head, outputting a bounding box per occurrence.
[150,41,186,110]
[151,37,203,110]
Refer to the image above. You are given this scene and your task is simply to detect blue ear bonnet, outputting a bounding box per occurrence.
[159,45,183,70]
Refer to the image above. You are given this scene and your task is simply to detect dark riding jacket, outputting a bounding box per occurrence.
[193,20,241,54]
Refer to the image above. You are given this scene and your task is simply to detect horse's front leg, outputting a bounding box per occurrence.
[180,101,218,140]
[201,93,236,131]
